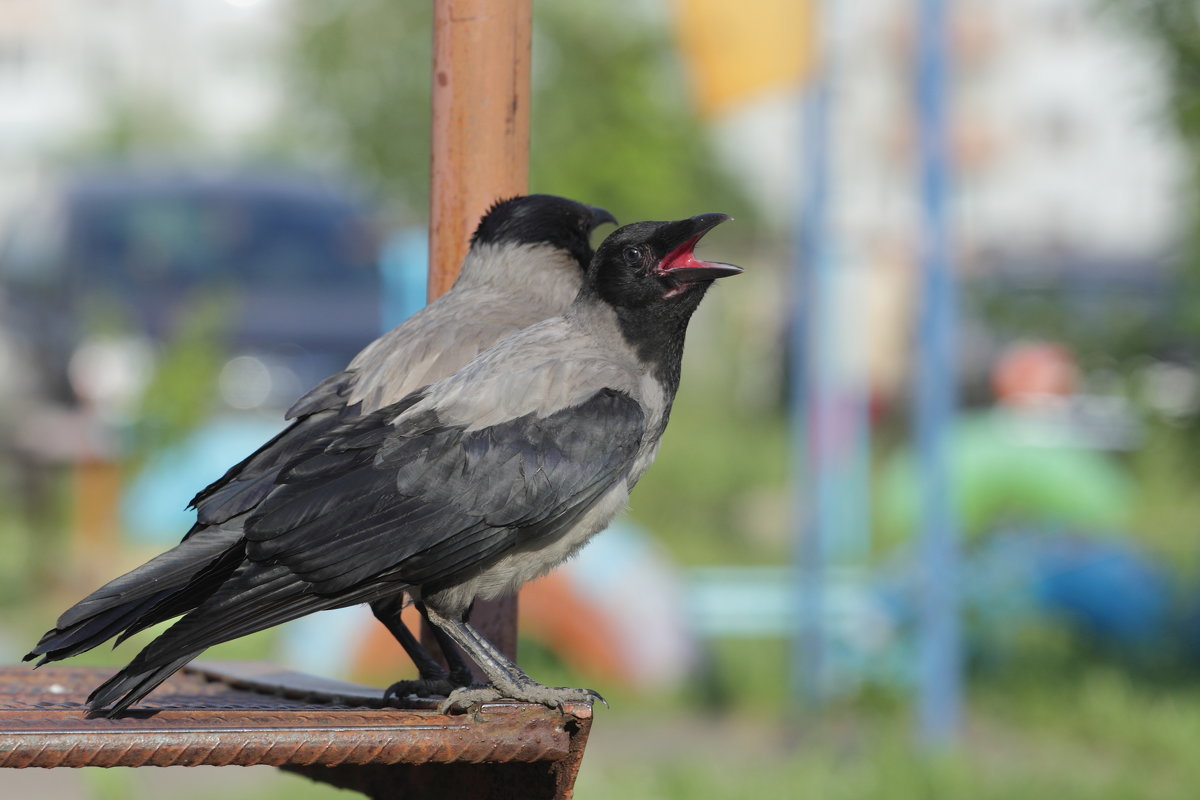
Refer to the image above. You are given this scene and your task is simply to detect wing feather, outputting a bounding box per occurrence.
[243,388,646,595]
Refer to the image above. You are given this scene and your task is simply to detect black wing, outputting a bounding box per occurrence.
[84,387,646,715]
[243,387,647,595]
[186,370,359,527]
[25,372,391,668]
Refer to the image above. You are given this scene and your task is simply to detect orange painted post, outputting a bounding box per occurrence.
[428,0,532,301]
[425,0,532,661]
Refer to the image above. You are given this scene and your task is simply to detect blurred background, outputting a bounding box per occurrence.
[3,0,1200,798]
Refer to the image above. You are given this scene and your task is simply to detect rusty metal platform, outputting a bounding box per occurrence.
[0,662,592,799]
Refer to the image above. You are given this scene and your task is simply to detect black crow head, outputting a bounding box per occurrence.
[589,213,742,311]
[587,213,741,386]
[470,194,618,270]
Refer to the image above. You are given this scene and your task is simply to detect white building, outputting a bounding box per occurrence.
[714,0,1185,264]
[0,0,288,216]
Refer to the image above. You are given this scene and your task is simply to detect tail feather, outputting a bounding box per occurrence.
[87,655,198,718]
[84,562,400,716]
[25,529,242,665]
[26,593,168,665]
[111,539,246,647]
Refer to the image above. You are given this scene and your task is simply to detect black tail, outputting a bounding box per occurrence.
[85,561,399,717]
[87,654,198,718]
[25,528,243,665]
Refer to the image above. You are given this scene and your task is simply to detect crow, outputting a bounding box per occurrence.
[33,212,740,717]
[25,194,616,698]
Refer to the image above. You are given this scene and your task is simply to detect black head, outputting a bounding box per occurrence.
[470,194,618,270]
[589,213,742,312]
[586,214,741,389]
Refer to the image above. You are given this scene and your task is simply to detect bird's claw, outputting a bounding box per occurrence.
[438,683,606,715]
[437,686,504,714]
[383,677,461,702]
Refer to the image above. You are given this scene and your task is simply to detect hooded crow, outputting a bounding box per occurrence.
[36,211,740,717]
[26,194,616,697]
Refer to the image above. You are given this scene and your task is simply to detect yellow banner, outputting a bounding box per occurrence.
[673,0,815,117]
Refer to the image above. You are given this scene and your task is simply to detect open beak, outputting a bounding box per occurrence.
[588,204,619,232]
[655,213,743,284]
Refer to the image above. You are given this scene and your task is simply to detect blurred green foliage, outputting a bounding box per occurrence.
[1126,420,1200,574]
[284,0,751,222]
[1109,0,1200,460]
[1125,0,1200,333]
[630,390,789,565]
[73,94,200,162]
[125,295,232,474]
[282,1,434,218]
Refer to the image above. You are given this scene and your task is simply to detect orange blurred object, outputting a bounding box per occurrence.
[517,570,628,684]
[350,574,629,686]
[352,600,426,683]
[992,342,1078,405]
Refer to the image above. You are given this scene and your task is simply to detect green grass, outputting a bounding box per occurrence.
[572,666,1200,800]
[1126,421,1200,574]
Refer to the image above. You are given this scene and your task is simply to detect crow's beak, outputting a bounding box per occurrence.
[655,213,743,283]
[588,205,619,232]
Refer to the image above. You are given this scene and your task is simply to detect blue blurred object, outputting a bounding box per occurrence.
[914,0,962,746]
[1025,533,1172,645]
[911,528,1172,654]
[791,0,834,711]
[379,228,429,329]
[122,413,285,544]
[780,527,1174,696]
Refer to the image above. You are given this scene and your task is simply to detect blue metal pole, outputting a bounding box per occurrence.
[915,0,962,746]
[790,10,831,709]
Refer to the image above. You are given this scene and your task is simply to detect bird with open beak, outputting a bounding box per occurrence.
[32,212,741,716]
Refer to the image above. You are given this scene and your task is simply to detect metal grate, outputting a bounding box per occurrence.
[0,663,592,799]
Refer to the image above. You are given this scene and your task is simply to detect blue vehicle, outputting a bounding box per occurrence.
[0,168,382,414]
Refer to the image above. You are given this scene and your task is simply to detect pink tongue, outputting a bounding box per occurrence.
[661,235,707,272]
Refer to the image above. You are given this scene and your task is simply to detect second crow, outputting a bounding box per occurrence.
[27,194,615,697]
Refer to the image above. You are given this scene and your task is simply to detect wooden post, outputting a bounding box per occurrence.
[428,0,532,301]
[426,0,532,660]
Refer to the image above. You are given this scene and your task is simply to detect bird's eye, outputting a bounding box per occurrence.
[623,246,644,265]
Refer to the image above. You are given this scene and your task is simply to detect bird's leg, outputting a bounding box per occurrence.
[370,595,471,701]
[417,600,477,687]
[424,605,604,714]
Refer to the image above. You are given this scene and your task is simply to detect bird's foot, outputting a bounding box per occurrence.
[436,685,504,713]
[438,681,606,715]
[383,677,462,702]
